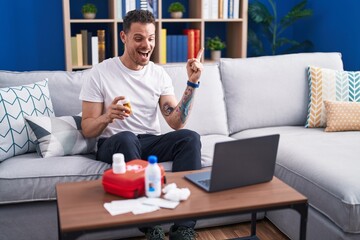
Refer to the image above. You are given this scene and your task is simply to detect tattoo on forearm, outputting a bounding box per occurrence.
[162,103,174,116]
[179,86,194,123]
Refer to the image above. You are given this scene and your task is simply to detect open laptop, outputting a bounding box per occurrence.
[184,134,280,192]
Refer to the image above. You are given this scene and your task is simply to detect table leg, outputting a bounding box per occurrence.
[250,212,257,236]
[291,203,308,240]
[230,212,259,240]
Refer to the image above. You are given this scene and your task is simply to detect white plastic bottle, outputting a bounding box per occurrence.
[112,153,126,174]
[145,155,161,198]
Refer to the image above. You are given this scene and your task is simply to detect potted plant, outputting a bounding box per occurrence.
[168,2,186,19]
[248,0,313,56]
[81,3,97,19]
[206,36,226,61]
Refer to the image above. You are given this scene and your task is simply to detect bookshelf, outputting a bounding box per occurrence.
[62,0,248,71]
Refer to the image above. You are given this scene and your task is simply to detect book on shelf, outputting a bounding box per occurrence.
[116,0,123,19]
[172,36,178,62]
[179,35,188,62]
[233,0,240,19]
[87,31,93,65]
[166,35,189,63]
[228,0,234,19]
[147,0,157,18]
[120,0,157,18]
[130,0,137,11]
[81,30,88,66]
[76,33,83,66]
[222,0,229,19]
[194,29,200,59]
[210,0,219,19]
[202,0,210,19]
[160,29,167,64]
[185,29,200,60]
[221,0,235,19]
[97,30,106,63]
[91,36,99,65]
[71,37,78,67]
[218,0,223,19]
[125,0,136,13]
[166,35,177,62]
[138,0,148,10]
[162,29,202,63]
[71,30,94,67]
[204,0,238,19]
[166,35,171,63]
[183,29,195,59]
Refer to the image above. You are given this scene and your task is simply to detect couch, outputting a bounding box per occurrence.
[1,52,359,240]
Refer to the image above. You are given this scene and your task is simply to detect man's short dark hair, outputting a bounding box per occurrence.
[123,10,155,33]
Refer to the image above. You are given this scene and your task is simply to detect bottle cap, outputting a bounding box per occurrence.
[113,153,125,164]
[148,155,157,164]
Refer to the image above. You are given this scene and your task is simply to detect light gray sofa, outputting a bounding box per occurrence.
[1,52,359,240]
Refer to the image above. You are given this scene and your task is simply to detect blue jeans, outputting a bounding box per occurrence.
[96,129,202,229]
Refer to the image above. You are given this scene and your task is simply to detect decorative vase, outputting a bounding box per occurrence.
[83,13,96,19]
[170,12,183,19]
[211,50,221,61]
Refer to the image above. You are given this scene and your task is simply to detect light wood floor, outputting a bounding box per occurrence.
[129,218,290,240]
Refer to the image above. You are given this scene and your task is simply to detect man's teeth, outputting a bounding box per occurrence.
[139,51,149,57]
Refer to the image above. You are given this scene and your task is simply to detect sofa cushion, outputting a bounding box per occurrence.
[0,70,88,117]
[160,63,229,136]
[0,80,54,162]
[306,66,360,128]
[24,115,96,157]
[324,100,360,132]
[232,126,360,233]
[0,153,109,204]
[220,52,344,134]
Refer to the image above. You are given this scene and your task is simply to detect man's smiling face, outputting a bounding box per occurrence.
[121,22,156,70]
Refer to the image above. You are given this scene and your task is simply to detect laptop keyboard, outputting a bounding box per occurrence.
[198,179,210,187]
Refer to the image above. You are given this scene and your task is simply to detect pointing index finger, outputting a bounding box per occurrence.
[196,47,204,61]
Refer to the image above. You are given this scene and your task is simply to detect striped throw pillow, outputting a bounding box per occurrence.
[306,66,360,128]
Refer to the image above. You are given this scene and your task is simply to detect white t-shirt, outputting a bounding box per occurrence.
[79,57,175,138]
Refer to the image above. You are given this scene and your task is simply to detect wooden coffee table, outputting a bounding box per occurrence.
[56,171,308,240]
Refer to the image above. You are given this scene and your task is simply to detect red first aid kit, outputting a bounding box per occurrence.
[102,159,166,199]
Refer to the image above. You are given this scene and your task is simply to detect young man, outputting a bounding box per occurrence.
[80,9,203,240]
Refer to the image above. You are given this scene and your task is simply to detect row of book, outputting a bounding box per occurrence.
[116,0,238,20]
[203,0,240,19]
[116,0,157,19]
[71,30,106,67]
[160,29,201,64]
[71,27,200,66]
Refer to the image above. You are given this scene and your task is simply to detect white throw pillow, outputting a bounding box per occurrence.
[0,79,54,162]
[24,115,96,158]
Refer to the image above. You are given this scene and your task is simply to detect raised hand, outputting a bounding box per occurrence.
[187,47,204,83]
